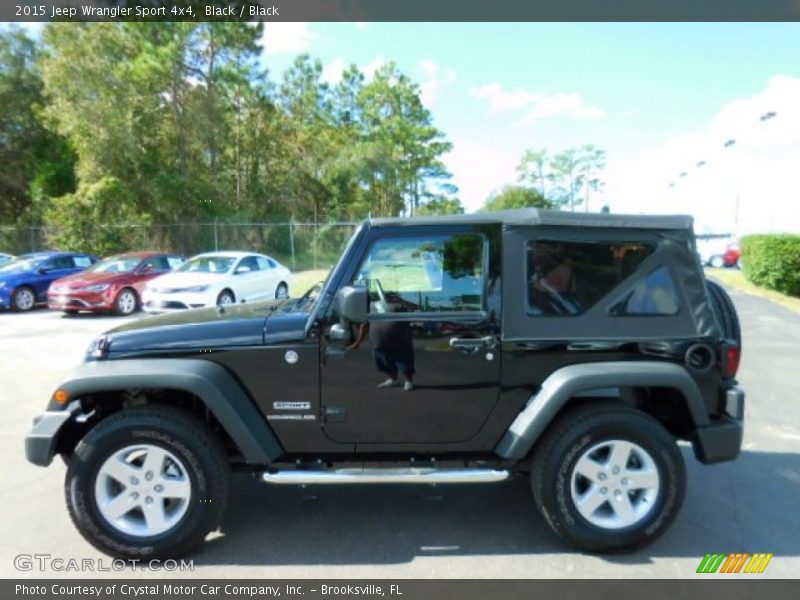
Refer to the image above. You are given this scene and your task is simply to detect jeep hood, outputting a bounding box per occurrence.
[98,299,309,357]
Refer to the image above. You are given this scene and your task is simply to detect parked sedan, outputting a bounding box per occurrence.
[142,251,291,313]
[0,252,99,312]
[48,252,185,316]
[0,253,14,267]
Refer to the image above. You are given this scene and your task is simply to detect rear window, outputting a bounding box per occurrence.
[527,240,654,316]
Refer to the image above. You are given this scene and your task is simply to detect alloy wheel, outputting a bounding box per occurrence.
[569,439,660,530]
[94,444,192,537]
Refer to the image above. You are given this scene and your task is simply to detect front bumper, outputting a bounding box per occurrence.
[142,290,212,313]
[25,404,79,467]
[692,386,745,464]
[48,290,114,311]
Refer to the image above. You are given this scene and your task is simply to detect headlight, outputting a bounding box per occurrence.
[178,285,210,293]
[85,336,111,359]
[82,284,110,292]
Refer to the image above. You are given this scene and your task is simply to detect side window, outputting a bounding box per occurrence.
[609,266,680,316]
[527,240,654,316]
[46,256,74,270]
[236,256,258,273]
[354,234,485,313]
[140,257,165,272]
[73,256,92,268]
[256,257,271,271]
[267,258,277,269]
[166,256,185,269]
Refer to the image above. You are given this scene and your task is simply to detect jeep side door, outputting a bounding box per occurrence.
[320,226,502,446]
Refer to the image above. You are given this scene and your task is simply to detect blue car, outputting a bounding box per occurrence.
[0,252,99,312]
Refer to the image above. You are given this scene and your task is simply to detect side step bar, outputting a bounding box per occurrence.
[261,468,509,485]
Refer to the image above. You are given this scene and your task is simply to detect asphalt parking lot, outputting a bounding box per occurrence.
[1,282,799,579]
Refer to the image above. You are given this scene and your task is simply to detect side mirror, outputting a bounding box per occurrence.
[336,285,368,323]
[329,322,353,344]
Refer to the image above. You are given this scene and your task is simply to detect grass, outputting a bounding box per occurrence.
[706,267,800,314]
[291,269,330,297]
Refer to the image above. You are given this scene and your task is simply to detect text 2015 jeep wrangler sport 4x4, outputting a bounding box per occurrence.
[26,209,744,558]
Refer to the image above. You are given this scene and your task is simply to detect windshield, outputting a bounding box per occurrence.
[87,256,142,274]
[176,255,236,274]
[0,256,43,275]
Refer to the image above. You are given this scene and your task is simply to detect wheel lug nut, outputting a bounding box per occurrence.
[145,496,153,504]
[145,471,154,481]
[154,484,164,493]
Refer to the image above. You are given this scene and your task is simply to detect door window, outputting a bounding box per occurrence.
[354,234,485,313]
[235,256,259,274]
[256,256,272,271]
[73,255,93,268]
[140,256,170,273]
[44,256,75,270]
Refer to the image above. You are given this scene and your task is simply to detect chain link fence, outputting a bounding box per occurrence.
[0,221,360,272]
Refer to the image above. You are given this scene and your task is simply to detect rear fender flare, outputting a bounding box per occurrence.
[494,361,709,460]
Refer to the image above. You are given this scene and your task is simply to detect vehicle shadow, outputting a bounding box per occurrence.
[191,448,800,566]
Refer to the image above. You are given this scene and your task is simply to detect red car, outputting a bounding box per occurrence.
[48,252,185,316]
[724,243,741,268]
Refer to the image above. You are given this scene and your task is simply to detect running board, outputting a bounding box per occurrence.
[261,468,509,485]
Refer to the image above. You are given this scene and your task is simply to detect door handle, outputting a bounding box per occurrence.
[449,336,497,350]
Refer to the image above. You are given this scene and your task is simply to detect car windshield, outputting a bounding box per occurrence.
[176,255,236,274]
[87,256,142,274]
[0,256,43,275]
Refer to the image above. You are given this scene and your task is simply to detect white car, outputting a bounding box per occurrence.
[142,252,290,313]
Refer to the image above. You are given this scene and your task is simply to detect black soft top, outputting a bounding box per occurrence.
[370,209,694,231]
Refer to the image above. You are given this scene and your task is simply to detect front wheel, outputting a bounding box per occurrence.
[531,403,685,552]
[275,282,289,300]
[12,286,36,311]
[65,406,229,559]
[115,288,138,316]
[216,290,235,306]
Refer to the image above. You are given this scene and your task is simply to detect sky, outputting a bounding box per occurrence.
[10,21,800,233]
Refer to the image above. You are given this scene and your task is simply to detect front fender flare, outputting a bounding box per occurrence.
[30,359,283,466]
[494,361,709,460]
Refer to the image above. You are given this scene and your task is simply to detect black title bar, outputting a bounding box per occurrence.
[5,0,800,22]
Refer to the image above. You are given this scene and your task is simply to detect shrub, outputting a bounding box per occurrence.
[741,234,800,297]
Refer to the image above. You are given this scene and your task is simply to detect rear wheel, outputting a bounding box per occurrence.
[531,403,685,552]
[115,288,138,316]
[65,405,229,559]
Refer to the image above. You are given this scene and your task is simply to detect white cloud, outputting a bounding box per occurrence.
[362,55,387,81]
[418,60,456,108]
[321,57,346,86]
[443,140,520,213]
[605,75,800,234]
[470,82,605,123]
[260,22,315,54]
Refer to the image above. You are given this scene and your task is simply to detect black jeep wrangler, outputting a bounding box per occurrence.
[26,209,744,558]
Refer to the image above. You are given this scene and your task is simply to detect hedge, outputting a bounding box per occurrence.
[741,234,800,297]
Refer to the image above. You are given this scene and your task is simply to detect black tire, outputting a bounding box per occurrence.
[706,279,741,348]
[216,289,235,306]
[114,287,139,316]
[531,403,686,552]
[275,282,289,300]
[65,405,230,559]
[11,286,36,312]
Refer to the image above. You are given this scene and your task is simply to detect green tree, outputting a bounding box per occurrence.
[481,185,551,212]
[0,27,75,224]
[416,196,464,216]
